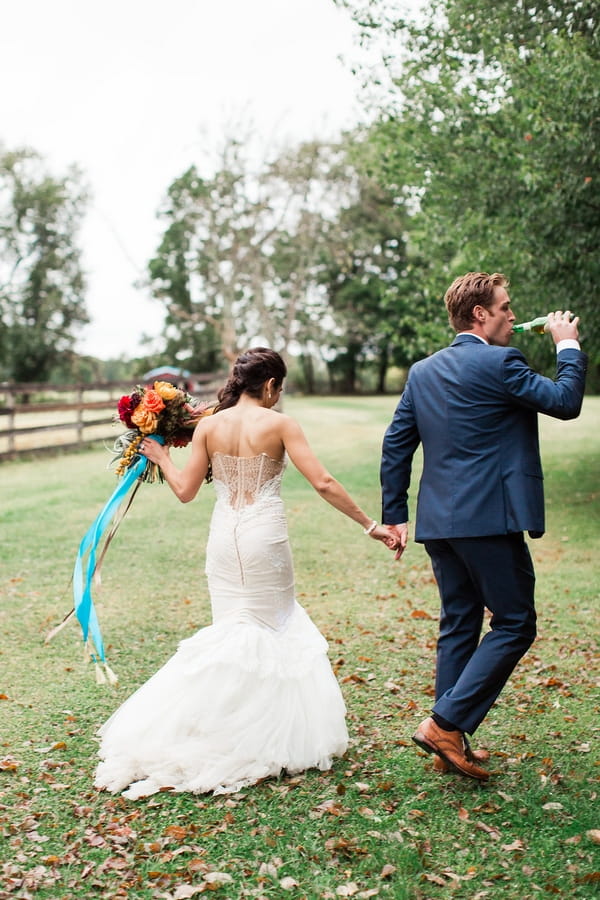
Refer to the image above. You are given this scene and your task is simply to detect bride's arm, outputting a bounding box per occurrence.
[140,423,210,503]
[280,416,395,546]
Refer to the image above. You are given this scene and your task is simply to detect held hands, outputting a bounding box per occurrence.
[368,523,406,554]
[385,523,409,560]
[546,310,579,343]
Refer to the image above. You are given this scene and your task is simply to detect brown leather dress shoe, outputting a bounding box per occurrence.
[412,717,490,780]
[433,742,490,774]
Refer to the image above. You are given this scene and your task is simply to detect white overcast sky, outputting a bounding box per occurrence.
[0,0,367,359]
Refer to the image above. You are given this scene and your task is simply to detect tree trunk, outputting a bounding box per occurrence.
[300,353,316,394]
[376,343,389,394]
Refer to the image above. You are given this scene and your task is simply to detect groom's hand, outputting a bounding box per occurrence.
[388,523,409,560]
[374,524,402,551]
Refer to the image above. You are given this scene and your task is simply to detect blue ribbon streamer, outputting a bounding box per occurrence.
[73,435,164,663]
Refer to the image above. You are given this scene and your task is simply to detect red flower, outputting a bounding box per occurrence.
[117,393,141,428]
[171,434,192,448]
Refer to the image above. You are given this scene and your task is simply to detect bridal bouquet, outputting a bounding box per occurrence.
[113,381,214,480]
[49,381,216,684]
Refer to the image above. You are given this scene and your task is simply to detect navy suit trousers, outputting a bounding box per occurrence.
[424,533,537,735]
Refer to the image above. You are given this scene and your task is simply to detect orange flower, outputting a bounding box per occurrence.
[131,406,158,434]
[142,389,165,414]
[154,381,179,401]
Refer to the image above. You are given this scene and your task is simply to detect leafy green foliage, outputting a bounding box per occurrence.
[0,148,89,382]
[147,139,347,372]
[337,0,600,384]
[147,135,452,391]
[317,153,449,391]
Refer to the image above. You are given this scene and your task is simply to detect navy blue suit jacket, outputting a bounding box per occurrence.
[381,335,587,541]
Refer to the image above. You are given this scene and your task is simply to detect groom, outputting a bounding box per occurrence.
[380,272,587,779]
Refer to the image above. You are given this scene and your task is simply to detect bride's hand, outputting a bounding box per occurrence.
[140,438,169,465]
[369,524,402,550]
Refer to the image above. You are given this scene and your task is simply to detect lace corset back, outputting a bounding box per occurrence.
[211,452,285,509]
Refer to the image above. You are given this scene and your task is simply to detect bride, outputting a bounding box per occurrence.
[94,347,397,799]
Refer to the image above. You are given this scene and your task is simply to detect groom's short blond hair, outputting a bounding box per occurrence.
[445,272,509,332]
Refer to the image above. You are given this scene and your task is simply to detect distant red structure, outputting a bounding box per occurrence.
[142,367,221,396]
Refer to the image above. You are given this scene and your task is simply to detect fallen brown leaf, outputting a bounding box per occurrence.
[501,839,526,853]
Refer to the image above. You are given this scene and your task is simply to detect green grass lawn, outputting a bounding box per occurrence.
[1,395,599,899]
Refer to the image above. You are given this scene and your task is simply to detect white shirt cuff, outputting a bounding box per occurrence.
[556,339,580,353]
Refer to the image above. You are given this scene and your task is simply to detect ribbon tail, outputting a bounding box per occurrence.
[73,456,148,673]
[104,662,119,685]
[93,479,142,586]
[45,606,76,644]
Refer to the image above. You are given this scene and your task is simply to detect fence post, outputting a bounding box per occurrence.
[6,385,15,455]
[76,385,84,446]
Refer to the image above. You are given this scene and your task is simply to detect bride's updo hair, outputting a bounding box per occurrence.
[216,347,287,411]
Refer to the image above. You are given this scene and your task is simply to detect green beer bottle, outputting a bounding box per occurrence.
[512,313,575,334]
[512,316,549,334]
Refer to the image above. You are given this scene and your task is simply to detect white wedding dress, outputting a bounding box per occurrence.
[94,452,348,799]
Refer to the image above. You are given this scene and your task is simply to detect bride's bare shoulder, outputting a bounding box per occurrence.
[271,409,296,426]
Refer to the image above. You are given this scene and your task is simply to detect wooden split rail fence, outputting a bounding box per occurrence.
[0,381,134,461]
[0,379,221,462]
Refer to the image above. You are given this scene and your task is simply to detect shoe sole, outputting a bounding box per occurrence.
[412,732,489,781]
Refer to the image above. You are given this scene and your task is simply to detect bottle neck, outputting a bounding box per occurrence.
[512,315,548,334]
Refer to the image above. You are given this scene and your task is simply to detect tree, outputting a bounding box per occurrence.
[149,137,348,380]
[318,140,449,392]
[148,135,295,370]
[149,132,447,392]
[337,0,600,382]
[266,141,362,391]
[0,148,89,383]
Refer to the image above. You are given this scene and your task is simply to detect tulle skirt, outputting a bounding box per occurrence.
[94,602,348,799]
